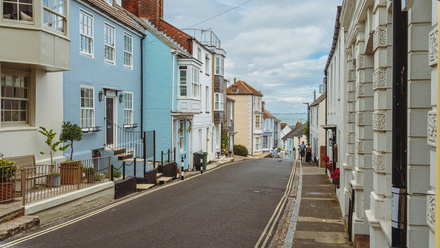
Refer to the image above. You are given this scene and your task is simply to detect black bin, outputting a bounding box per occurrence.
[193,152,202,171]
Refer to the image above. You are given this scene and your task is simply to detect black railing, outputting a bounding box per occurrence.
[104,118,156,180]
[161,148,176,165]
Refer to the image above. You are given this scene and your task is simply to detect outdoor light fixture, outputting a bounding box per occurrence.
[119,93,124,103]
[329,137,333,146]
[98,91,104,102]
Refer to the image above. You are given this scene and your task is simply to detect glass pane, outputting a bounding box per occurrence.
[20,110,26,121]
[3,100,11,110]
[4,111,11,121]
[19,4,33,20]
[3,3,18,20]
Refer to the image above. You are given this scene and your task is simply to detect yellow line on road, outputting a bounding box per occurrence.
[254,160,297,248]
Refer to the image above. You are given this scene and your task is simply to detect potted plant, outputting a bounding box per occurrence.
[59,160,83,185]
[330,168,340,188]
[39,126,69,166]
[0,159,17,202]
[83,167,95,183]
[60,121,83,161]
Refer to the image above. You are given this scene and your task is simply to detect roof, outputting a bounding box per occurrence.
[281,123,288,130]
[324,6,342,75]
[226,97,235,102]
[82,0,143,34]
[263,109,274,119]
[282,124,305,140]
[227,80,263,96]
[123,10,190,57]
[310,92,326,107]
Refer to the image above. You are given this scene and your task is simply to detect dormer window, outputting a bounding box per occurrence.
[3,0,33,21]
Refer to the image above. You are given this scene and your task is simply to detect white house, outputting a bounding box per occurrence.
[309,92,326,165]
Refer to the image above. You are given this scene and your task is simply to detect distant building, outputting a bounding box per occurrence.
[281,123,306,159]
[309,92,326,165]
[226,97,237,151]
[227,79,264,156]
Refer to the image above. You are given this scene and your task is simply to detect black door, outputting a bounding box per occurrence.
[106,98,114,145]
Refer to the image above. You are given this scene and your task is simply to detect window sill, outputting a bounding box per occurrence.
[0,126,37,133]
[82,126,101,133]
[124,65,133,70]
[123,123,138,129]
[80,52,94,58]
[104,60,116,66]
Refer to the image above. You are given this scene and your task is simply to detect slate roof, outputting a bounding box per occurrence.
[227,80,263,96]
[82,0,143,34]
[310,92,326,107]
[282,123,305,140]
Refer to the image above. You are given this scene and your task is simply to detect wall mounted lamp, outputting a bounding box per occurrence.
[98,91,104,102]
[119,92,124,103]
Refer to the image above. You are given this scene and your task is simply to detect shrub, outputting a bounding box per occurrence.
[234,145,249,157]
[83,167,95,175]
[0,159,17,182]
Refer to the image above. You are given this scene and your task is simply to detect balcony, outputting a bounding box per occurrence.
[0,1,70,71]
[177,98,201,114]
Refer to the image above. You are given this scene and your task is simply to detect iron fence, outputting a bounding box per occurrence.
[20,156,111,205]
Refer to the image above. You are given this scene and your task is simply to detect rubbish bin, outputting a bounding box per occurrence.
[193,152,202,171]
[202,152,208,171]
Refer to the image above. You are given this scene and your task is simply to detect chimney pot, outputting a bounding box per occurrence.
[234,78,237,84]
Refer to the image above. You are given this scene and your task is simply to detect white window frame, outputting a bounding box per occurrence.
[255,137,261,151]
[179,66,187,97]
[215,57,220,75]
[255,115,261,129]
[124,91,133,125]
[80,86,95,129]
[205,55,210,75]
[192,68,200,99]
[79,10,94,57]
[205,86,209,112]
[214,93,224,111]
[104,23,116,65]
[263,136,268,149]
[124,33,133,69]
[3,0,33,23]
[43,0,67,33]
[1,69,30,126]
[221,57,225,76]
[197,48,202,61]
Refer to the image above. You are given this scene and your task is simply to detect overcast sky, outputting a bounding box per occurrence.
[118,0,342,113]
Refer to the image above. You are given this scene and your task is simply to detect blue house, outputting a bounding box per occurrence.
[123,7,194,170]
[63,0,145,166]
[281,124,305,159]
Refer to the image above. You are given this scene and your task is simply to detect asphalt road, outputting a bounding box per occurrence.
[5,158,294,248]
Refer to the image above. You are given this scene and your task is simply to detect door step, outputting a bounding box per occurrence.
[136,184,155,191]
[157,177,173,185]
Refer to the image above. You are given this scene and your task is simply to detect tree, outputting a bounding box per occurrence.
[303,121,310,143]
[60,121,83,160]
[39,126,69,165]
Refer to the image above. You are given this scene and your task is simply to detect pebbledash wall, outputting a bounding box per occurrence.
[325,0,435,247]
[63,0,142,160]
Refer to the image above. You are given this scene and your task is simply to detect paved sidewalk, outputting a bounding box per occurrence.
[292,162,352,247]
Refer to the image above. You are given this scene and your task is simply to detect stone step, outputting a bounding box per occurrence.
[136,184,155,191]
[0,215,40,241]
[111,147,126,156]
[0,207,24,225]
[116,152,134,161]
[157,177,173,185]
[156,173,163,178]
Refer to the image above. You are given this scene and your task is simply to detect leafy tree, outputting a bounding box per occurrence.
[39,126,69,165]
[60,121,83,160]
[303,121,310,143]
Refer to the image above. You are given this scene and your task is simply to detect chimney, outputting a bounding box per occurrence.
[234,78,237,84]
[314,90,316,101]
[122,0,164,28]
[262,101,265,111]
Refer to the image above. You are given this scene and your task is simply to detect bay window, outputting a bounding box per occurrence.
[1,71,29,124]
[3,0,33,21]
[43,0,66,33]
[255,115,261,129]
[214,93,224,111]
[179,66,187,97]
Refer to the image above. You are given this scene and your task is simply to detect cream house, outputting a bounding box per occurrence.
[325,1,436,247]
[309,92,326,165]
[227,79,263,156]
[0,1,70,163]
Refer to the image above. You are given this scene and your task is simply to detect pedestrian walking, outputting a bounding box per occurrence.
[305,144,312,163]
[299,141,306,163]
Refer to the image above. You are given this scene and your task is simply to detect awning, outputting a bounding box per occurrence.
[321,124,337,130]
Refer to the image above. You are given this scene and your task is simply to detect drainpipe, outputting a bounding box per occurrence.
[391,1,408,247]
[141,34,146,135]
[435,1,440,247]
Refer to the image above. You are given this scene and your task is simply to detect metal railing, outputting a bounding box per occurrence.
[104,117,145,160]
[20,156,111,205]
[161,148,176,165]
[182,29,222,49]
[0,165,16,203]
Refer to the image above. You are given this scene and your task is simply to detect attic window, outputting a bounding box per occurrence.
[105,0,112,6]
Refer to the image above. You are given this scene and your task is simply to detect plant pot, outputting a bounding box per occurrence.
[0,181,14,202]
[60,161,83,185]
[52,175,61,187]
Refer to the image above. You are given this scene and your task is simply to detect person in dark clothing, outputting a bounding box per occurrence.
[305,144,312,163]
[299,141,306,162]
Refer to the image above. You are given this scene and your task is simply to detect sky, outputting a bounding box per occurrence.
[117,0,342,113]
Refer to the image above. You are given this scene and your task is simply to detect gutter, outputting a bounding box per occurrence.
[436,2,440,247]
[141,34,146,135]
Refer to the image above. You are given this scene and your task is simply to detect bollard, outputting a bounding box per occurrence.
[181,156,185,180]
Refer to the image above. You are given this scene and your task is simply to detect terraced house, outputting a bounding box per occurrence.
[0,0,70,163]
[63,0,144,167]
